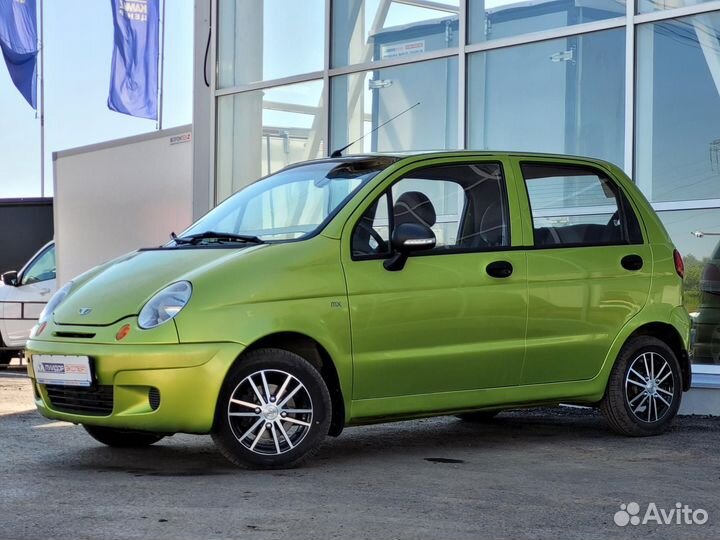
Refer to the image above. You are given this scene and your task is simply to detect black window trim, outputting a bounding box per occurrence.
[519,161,645,250]
[350,160,512,261]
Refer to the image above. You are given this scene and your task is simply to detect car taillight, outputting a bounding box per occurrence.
[673,249,684,279]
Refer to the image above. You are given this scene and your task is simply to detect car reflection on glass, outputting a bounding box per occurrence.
[692,238,720,365]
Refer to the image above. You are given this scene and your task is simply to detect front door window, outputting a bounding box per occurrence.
[351,162,510,258]
[21,245,56,286]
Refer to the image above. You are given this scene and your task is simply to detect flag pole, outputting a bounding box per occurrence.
[157,0,166,130]
[39,0,45,197]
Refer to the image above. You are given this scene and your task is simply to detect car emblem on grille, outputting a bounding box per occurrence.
[79,308,92,316]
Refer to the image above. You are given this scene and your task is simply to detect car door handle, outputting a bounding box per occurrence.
[486,260,513,278]
[621,254,643,271]
[39,288,51,296]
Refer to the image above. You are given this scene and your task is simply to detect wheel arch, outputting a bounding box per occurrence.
[624,322,691,391]
[240,332,346,436]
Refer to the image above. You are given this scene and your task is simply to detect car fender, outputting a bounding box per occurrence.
[589,302,690,400]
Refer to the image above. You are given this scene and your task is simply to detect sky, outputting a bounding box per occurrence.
[0,0,446,200]
[0,0,193,198]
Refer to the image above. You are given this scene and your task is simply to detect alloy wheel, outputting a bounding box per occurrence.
[226,369,314,455]
[624,352,675,423]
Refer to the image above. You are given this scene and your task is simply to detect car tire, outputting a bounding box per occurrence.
[456,410,500,423]
[83,425,165,447]
[601,336,682,437]
[212,348,332,469]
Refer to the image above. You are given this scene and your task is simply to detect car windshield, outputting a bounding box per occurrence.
[178,157,397,244]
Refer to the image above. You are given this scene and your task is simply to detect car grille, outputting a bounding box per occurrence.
[44,385,114,416]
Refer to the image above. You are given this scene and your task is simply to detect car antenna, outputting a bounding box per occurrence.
[330,101,421,158]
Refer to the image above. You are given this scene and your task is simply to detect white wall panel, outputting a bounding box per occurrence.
[53,126,193,285]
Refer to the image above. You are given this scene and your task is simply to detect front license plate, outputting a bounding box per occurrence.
[32,355,92,387]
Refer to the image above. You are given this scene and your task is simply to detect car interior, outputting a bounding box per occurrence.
[352,163,509,257]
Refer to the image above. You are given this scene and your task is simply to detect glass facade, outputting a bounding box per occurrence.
[211,0,720,365]
[638,0,717,14]
[332,0,460,67]
[217,0,325,87]
[216,80,325,202]
[636,13,720,203]
[658,209,720,365]
[331,57,458,153]
[467,29,625,165]
[468,0,625,43]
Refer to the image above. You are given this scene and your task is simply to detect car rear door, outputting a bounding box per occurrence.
[513,158,652,384]
[341,157,528,409]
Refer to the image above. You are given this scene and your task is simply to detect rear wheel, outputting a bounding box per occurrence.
[83,425,165,447]
[456,410,500,423]
[601,336,682,436]
[212,348,332,469]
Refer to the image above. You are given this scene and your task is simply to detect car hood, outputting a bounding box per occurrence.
[53,245,267,326]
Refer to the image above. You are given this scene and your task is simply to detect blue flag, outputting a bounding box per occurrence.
[0,0,38,109]
[108,0,159,120]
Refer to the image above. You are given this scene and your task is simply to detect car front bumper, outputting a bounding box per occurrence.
[26,338,245,434]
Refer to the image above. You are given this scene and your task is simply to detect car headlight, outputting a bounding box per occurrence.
[39,281,73,324]
[138,281,192,329]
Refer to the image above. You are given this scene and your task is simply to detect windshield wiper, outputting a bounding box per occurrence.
[171,231,264,246]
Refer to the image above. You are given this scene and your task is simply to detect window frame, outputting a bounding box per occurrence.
[519,161,644,249]
[350,161,512,261]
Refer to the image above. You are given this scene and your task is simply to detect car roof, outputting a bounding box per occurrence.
[303,150,616,168]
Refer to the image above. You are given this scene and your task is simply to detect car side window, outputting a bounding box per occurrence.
[521,163,643,247]
[21,245,56,285]
[351,163,510,258]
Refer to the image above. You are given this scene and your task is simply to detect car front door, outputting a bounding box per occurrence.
[514,160,653,384]
[1,244,56,346]
[341,159,528,412]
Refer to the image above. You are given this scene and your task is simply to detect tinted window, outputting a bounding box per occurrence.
[352,163,509,258]
[521,163,642,247]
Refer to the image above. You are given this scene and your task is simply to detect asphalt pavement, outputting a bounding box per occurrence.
[1,369,718,540]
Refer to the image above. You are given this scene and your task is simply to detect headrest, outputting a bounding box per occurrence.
[393,191,436,228]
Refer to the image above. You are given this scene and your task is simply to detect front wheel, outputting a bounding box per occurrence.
[83,425,165,447]
[212,348,332,469]
[601,336,682,436]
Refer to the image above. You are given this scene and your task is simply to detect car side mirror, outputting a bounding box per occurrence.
[384,223,436,272]
[1,270,18,286]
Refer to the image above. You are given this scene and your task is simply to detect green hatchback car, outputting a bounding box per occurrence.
[27,152,691,469]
